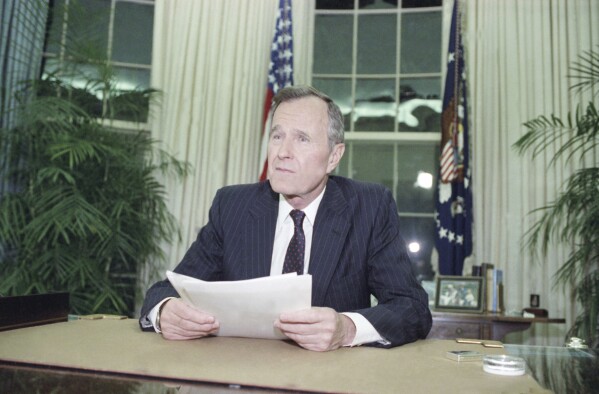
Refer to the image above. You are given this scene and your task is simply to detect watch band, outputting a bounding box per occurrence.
[155,300,168,332]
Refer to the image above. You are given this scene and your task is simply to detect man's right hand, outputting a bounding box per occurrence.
[158,298,220,340]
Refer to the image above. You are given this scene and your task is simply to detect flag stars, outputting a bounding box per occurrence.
[279,20,291,30]
[448,231,455,242]
[437,225,464,245]
[281,49,292,60]
[448,51,455,64]
[439,227,448,239]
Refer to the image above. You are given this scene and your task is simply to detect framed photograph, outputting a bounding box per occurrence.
[434,276,484,313]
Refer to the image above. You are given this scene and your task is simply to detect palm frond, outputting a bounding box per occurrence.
[568,48,599,97]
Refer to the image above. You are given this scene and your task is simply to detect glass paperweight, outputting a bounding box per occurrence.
[482,355,526,376]
[565,337,588,349]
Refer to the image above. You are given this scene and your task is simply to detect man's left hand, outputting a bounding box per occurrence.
[274,307,356,351]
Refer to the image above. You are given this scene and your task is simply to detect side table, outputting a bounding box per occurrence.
[428,311,566,341]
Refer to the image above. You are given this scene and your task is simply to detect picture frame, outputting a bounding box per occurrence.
[434,275,484,313]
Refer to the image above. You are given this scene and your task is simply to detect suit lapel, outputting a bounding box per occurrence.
[245,182,279,278]
[309,178,350,306]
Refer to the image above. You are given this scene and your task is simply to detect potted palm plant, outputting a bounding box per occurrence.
[514,47,598,348]
[0,1,188,315]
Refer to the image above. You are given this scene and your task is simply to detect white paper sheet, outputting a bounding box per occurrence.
[166,271,312,340]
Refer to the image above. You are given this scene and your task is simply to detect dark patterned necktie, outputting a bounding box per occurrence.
[282,210,306,275]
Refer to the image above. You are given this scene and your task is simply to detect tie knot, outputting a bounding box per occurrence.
[289,210,305,227]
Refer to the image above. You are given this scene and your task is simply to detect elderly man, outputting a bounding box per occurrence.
[139,85,431,351]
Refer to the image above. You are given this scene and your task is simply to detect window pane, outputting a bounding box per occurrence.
[402,0,442,8]
[337,142,395,191]
[312,78,352,132]
[357,14,396,74]
[395,143,438,213]
[399,217,436,281]
[113,66,150,91]
[401,77,441,101]
[400,11,442,73]
[398,77,442,131]
[66,0,110,61]
[316,0,354,9]
[313,15,353,74]
[110,67,151,122]
[359,0,397,9]
[112,2,154,64]
[354,78,396,132]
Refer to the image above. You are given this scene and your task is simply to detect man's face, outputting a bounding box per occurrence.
[267,96,344,209]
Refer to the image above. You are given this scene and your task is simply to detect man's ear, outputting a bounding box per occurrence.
[327,143,345,173]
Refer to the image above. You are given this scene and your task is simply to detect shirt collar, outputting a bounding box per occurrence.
[277,187,326,227]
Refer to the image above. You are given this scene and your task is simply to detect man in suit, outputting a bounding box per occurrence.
[139,85,432,351]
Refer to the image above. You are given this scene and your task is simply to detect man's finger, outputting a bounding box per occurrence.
[159,298,220,340]
[279,307,332,323]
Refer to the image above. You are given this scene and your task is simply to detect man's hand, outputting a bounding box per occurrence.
[274,307,356,351]
[158,298,220,340]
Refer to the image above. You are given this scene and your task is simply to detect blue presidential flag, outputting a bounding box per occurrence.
[435,1,472,276]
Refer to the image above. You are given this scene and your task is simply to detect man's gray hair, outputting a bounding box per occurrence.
[271,85,344,150]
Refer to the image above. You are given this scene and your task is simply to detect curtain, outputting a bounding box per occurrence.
[0,0,49,195]
[464,0,598,345]
[145,0,314,287]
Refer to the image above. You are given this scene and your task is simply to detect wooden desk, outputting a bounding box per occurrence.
[0,319,545,393]
[428,311,566,341]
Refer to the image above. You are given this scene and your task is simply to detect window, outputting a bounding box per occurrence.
[42,0,154,125]
[313,0,443,281]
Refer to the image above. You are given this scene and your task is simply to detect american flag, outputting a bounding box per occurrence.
[435,0,472,276]
[259,0,294,181]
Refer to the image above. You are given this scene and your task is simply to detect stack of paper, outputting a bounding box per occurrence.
[166,271,312,340]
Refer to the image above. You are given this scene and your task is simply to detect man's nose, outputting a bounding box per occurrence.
[276,138,293,158]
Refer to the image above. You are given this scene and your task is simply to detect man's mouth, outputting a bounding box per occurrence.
[275,166,294,173]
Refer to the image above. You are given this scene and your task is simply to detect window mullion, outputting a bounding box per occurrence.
[350,0,359,134]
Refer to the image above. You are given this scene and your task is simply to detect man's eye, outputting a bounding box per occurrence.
[299,136,309,143]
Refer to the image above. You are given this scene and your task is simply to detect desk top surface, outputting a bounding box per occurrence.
[0,319,549,393]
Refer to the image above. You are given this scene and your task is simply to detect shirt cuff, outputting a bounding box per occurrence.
[148,297,175,333]
[341,312,391,347]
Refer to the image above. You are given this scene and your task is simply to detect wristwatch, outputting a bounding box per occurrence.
[155,300,169,332]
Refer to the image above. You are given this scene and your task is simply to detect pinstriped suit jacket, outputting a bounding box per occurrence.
[139,176,432,348]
